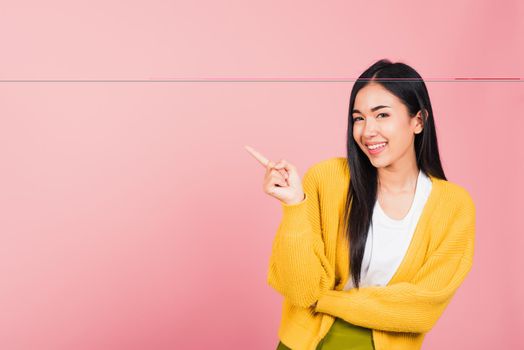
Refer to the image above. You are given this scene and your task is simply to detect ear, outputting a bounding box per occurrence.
[413,109,426,134]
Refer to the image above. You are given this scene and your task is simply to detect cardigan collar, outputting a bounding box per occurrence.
[334,174,445,290]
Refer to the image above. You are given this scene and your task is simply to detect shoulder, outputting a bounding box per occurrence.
[436,177,476,214]
[304,156,348,179]
[301,157,349,194]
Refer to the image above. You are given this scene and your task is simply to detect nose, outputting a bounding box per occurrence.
[362,117,379,137]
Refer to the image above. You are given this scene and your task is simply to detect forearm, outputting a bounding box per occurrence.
[314,255,473,333]
[267,190,334,308]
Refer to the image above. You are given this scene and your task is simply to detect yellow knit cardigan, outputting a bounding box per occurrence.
[267,157,476,350]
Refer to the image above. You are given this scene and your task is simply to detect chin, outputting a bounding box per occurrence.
[369,158,391,169]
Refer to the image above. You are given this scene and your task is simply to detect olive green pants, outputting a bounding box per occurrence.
[276,317,375,350]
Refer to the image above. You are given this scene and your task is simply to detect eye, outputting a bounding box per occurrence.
[353,113,388,122]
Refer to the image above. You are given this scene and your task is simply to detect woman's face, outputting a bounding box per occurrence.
[352,83,424,169]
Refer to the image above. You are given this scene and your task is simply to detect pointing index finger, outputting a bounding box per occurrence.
[244,145,271,167]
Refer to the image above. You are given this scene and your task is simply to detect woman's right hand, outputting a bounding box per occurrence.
[244,145,305,205]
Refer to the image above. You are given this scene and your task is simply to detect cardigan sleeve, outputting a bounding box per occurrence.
[314,195,476,333]
[267,164,335,309]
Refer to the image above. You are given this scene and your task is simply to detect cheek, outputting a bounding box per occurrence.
[383,120,407,141]
[352,125,362,143]
[352,127,358,139]
[385,123,413,149]
[381,121,397,137]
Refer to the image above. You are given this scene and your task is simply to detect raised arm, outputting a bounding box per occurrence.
[314,195,476,333]
[267,164,335,308]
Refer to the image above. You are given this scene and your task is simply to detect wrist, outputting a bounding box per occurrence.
[284,193,306,206]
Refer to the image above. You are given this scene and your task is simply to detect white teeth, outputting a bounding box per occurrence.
[367,142,387,150]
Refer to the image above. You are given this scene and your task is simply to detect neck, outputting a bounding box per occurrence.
[377,157,419,194]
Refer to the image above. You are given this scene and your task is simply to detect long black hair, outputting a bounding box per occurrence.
[344,59,447,289]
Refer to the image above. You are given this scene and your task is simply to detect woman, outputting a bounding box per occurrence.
[245,59,476,350]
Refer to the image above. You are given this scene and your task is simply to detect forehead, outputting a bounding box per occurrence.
[354,83,401,111]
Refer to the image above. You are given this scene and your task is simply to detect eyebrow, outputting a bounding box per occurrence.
[352,105,391,114]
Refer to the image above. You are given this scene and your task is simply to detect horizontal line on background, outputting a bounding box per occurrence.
[0,77,521,83]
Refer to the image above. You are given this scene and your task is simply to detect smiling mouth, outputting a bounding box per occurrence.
[366,142,388,150]
[365,142,388,155]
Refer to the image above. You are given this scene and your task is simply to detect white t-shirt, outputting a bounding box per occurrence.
[344,170,433,290]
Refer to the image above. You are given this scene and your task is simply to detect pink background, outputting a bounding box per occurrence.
[0,1,522,349]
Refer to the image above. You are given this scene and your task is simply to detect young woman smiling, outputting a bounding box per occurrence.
[246,58,475,350]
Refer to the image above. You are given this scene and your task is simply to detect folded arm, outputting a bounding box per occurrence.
[314,196,476,333]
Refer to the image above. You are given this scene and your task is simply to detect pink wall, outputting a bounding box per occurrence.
[0,1,522,349]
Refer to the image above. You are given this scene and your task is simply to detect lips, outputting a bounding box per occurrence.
[366,142,387,155]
